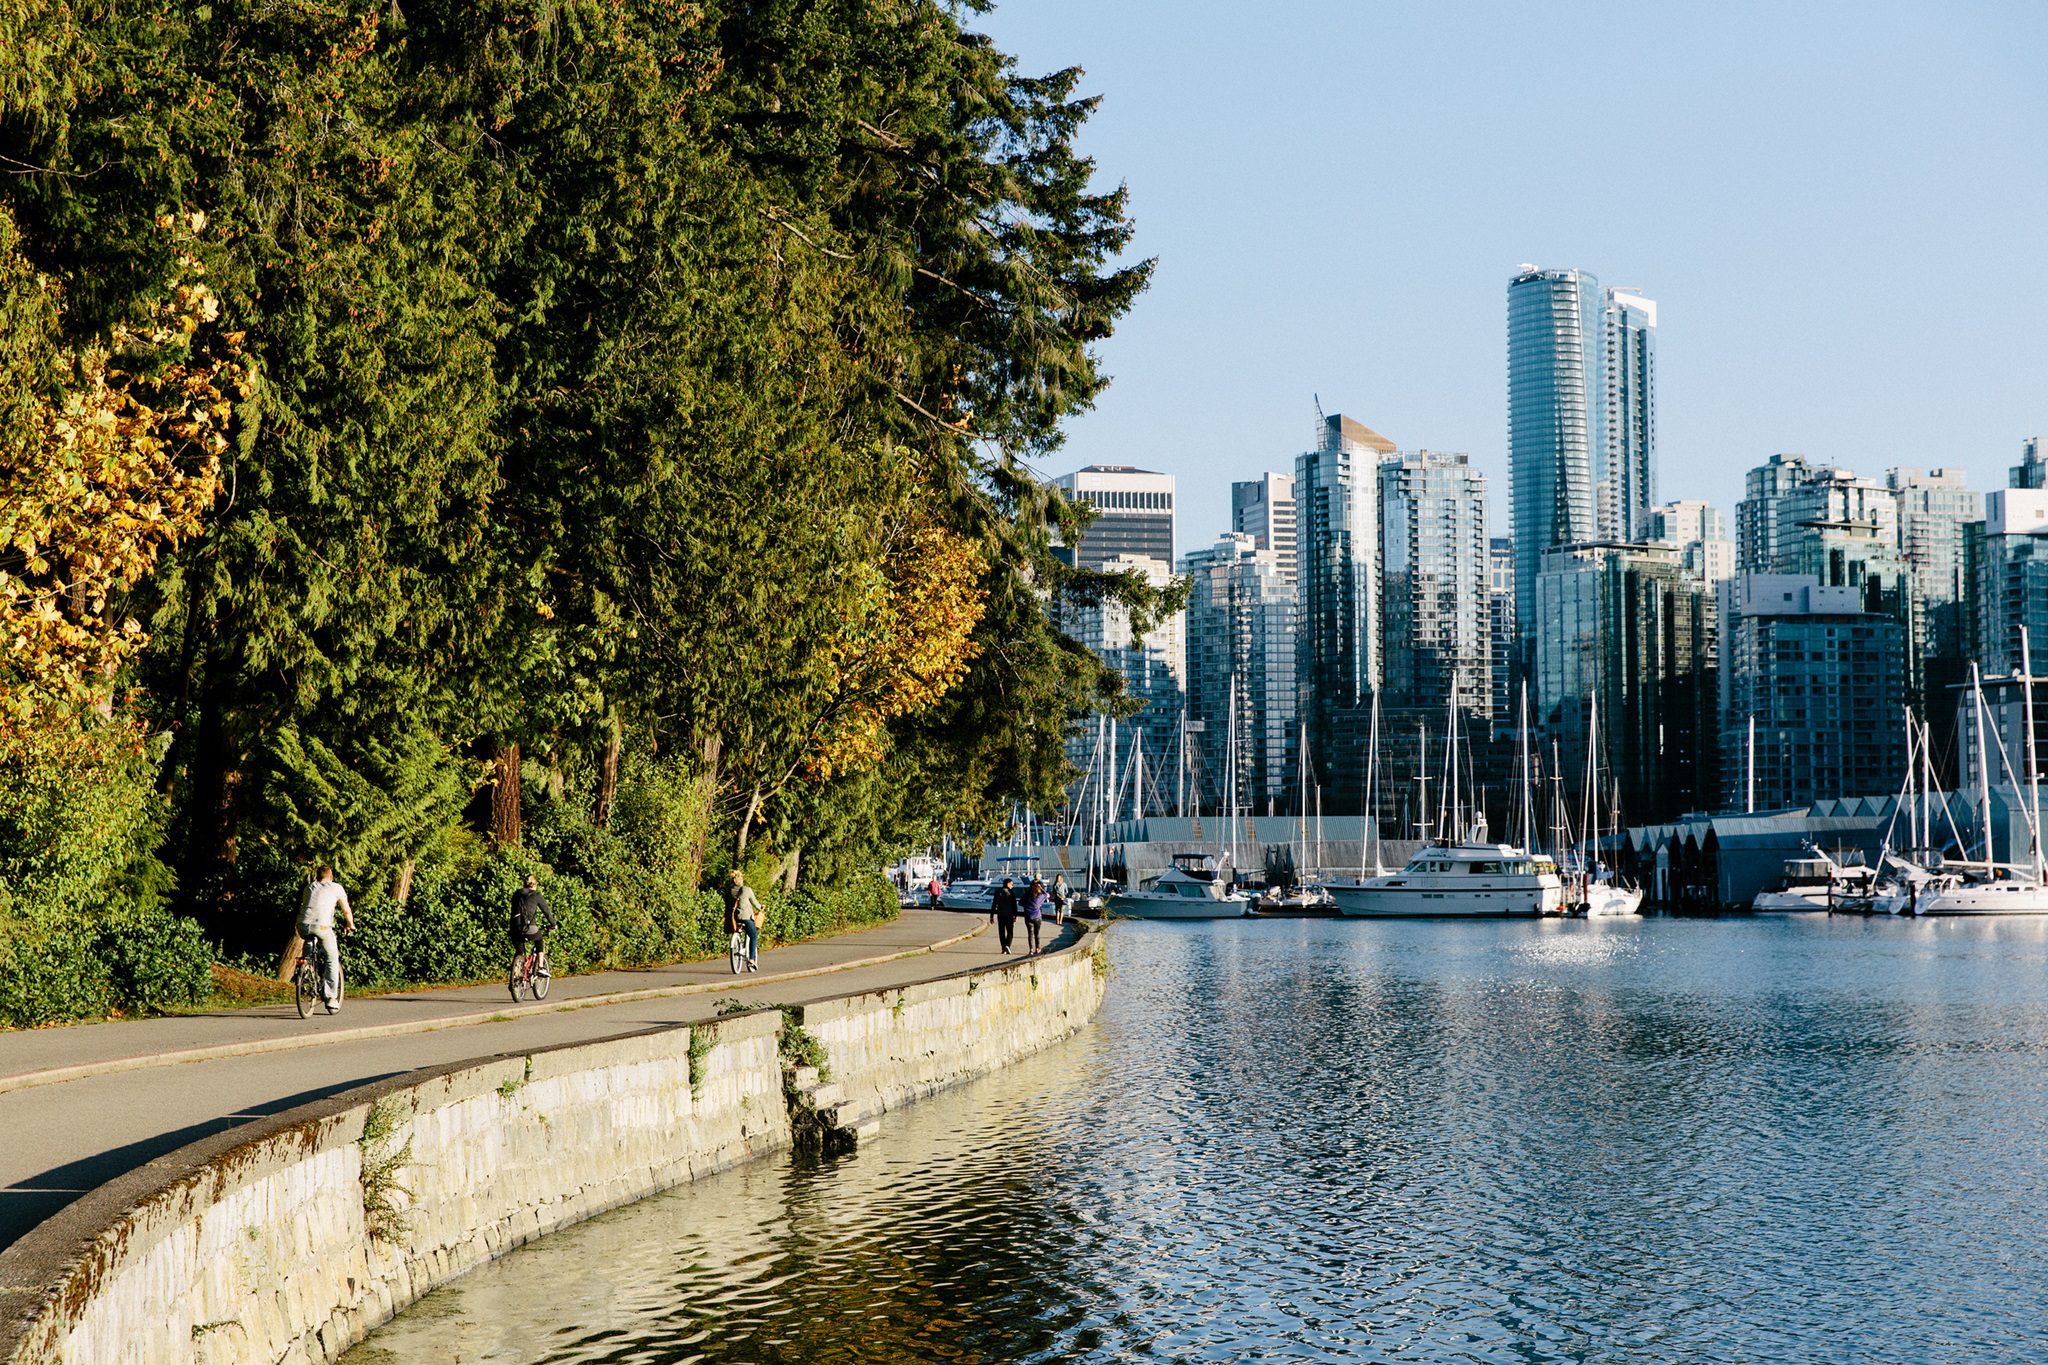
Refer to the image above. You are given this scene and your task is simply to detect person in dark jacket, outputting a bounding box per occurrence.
[509,874,558,999]
[1022,877,1048,954]
[990,876,1019,955]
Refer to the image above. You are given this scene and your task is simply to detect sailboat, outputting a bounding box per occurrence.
[1914,642,2048,915]
[1109,679,1251,920]
[1328,677,1565,918]
[1255,722,1336,915]
[1577,692,1643,917]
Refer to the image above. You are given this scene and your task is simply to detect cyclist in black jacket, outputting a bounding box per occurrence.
[510,875,557,969]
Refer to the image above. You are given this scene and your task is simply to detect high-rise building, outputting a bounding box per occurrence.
[1508,267,1602,639]
[1377,451,1491,717]
[1059,552,1185,794]
[1296,413,1395,763]
[1889,467,1980,764]
[1181,533,1296,816]
[1230,472,1298,584]
[1734,453,1817,574]
[1507,266,1659,635]
[1648,500,1735,584]
[1487,536,1516,726]
[2012,436,2045,490]
[1976,484,2048,677]
[1051,466,1175,569]
[1534,542,1717,822]
[1720,575,1906,810]
[1602,289,1658,542]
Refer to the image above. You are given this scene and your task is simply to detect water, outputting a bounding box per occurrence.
[349,916,2048,1363]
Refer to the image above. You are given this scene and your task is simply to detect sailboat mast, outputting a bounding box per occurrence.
[2024,628,2044,880]
[1366,690,1382,873]
[1746,713,1756,813]
[1518,683,1534,852]
[1974,663,1994,864]
[1418,720,1431,842]
[1445,681,1461,842]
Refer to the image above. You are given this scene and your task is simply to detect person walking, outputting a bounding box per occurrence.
[297,865,354,1014]
[1023,877,1048,954]
[927,874,945,911]
[1051,872,1072,926]
[726,870,764,971]
[990,875,1019,955]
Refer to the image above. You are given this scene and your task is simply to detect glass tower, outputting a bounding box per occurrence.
[1507,267,1602,640]
[1603,289,1658,541]
[1378,451,1491,716]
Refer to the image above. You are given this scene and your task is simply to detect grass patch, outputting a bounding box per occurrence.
[778,1005,829,1081]
[688,1027,713,1098]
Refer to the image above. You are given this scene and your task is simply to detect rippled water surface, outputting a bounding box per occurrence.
[349,916,2048,1363]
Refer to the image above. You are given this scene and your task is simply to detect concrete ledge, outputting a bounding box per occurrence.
[0,924,1104,1364]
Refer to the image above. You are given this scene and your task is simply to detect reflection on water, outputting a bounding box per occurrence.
[350,916,2048,1363]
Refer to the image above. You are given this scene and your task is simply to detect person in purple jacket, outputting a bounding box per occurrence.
[1022,877,1049,954]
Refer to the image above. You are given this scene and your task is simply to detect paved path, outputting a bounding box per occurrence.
[0,910,1076,1252]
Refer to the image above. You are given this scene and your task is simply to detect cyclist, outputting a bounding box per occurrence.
[509,873,558,999]
[297,865,355,1014]
[727,870,763,972]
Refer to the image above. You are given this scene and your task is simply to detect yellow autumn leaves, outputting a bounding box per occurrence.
[0,212,252,734]
[806,520,988,780]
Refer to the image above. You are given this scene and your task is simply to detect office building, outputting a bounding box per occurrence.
[1230,471,1298,584]
[1976,483,2048,677]
[1181,533,1296,816]
[1378,451,1491,717]
[1890,468,1980,756]
[1534,542,1717,822]
[1720,575,1906,811]
[1602,288,1658,541]
[2013,437,2045,491]
[1296,412,1395,792]
[1488,536,1516,726]
[1060,552,1185,796]
[1051,466,1175,569]
[1649,499,1735,584]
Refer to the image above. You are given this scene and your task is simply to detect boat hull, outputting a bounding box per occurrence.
[1108,894,1249,920]
[1584,887,1643,917]
[1913,883,2048,915]
[1750,890,1831,912]
[1327,885,1553,918]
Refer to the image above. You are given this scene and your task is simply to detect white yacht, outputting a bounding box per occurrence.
[1108,852,1252,920]
[1912,875,2048,916]
[1913,654,2048,916]
[1751,852,1873,912]
[1583,878,1644,917]
[1329,843,1566,918]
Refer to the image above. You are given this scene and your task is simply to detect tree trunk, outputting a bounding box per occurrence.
[546,730,565,802]
[734,781,764,861]
[779,846,801,892]
[489,740,522,845]
[390,858,416,904]
[594,714,622,829]
[275,929,303,981]
[689,731,721,880]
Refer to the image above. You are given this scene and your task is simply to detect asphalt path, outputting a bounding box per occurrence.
[0,909,1073,1252]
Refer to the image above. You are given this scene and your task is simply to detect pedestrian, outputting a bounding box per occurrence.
[928,874,945,911]
[726,870,763,972]
[1023,877,1048,954]
[1050,872,1071,926]
[991,875,1019,955]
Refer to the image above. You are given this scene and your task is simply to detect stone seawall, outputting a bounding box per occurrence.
[0,927,1106,1364]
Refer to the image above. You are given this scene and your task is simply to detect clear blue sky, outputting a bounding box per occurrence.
[974,0,2048,553]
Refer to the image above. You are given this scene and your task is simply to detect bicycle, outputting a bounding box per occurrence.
[728,927,749,975]
[508,942,552,1002]
[293,935,345,1019]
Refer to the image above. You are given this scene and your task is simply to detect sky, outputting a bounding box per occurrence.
[972,0,2048,553]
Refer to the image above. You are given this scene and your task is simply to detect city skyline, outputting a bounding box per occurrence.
[977,2,2048,549]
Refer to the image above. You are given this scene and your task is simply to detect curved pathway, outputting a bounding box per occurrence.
[0,910,1079,1252]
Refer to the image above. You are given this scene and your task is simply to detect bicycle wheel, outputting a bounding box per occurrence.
[531,950,551,1000]
[294,956,315,1019]
[508,954,526,1002]
[729,931,746,975]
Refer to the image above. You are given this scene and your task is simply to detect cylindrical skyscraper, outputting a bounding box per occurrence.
[1507,266,1603,645]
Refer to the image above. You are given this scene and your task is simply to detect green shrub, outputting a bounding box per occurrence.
[0,905,212,1028]
[347,846,598,991]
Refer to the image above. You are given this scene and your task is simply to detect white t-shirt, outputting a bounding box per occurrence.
[300,879,351,929]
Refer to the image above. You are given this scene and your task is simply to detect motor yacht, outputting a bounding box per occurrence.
[1329,842,1565,918]
[1108,851,1252,920]
[1751,852,1874,912]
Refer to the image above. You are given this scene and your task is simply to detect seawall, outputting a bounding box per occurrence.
[0,925,1106,1364]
